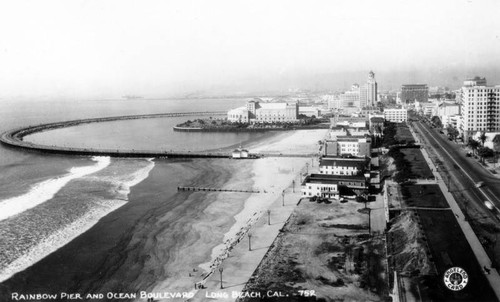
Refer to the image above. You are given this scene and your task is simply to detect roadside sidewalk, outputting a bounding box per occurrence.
[189,166,315,302]
[409,124,500,300]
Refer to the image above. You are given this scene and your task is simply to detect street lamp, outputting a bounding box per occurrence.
[267,210,271,225]
[306,163,309,174]
[248,234,252,251]
[219,266,224,289]
[292,180,295,193]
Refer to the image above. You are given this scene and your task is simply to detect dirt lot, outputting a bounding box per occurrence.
[238,199,389,302]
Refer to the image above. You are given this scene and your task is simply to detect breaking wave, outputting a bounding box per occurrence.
[0,157,111,222]
[0,158,155,283]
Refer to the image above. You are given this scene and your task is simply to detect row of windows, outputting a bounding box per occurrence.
[322,166,355,170]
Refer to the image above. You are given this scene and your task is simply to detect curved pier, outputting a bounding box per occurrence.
[0,111,235,158]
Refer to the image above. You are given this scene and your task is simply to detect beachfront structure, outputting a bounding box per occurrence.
[301,174,368,199]
[227,107,250,123]
[401,84,428,103]
[299,106,321,117]
[323,136,371,157]
[227,100,298,123]
[319,157,370,176]
[328,126,348,140]
[459,78,500,141]
[384,108,407,123]
[331,115,368,128]
[232,148,249,158]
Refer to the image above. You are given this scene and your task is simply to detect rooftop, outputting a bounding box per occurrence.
[320,157,369,169]
[303,173,367,185]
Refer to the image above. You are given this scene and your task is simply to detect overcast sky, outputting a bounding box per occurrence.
[1,0,499,99]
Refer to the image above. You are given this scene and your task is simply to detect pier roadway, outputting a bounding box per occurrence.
[0,111,318,159]
[0,111,235,159]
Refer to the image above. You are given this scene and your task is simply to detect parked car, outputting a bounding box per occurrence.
[476,181,485,188]
[466,153,472,157]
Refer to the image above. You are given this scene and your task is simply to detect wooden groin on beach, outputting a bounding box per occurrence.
[177,186,261,193]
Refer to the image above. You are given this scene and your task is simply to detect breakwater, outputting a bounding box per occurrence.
[0,112,237,159]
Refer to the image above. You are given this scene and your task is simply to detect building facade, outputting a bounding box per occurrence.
[301,174,368,199]
[366,71,378,107]
[459,79,500,141]
[324,136,371,157]
[227,107,250,122]
[319,157,370,176]
[227,100,298,123]
[384,108,408,122]
[401,84,428,103]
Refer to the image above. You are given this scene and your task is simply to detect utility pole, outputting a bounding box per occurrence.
[248,234,252,251]
[219,266,224,289]
[282,190,285,206]
[267,210,271,225]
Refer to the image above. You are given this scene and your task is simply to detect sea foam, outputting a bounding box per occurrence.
[0,156,111,222]
[0,158,155,283]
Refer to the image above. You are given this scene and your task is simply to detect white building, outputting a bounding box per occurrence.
[227,107,250,123]
[301,174,368,199]
[319,157,370,176]
[437,102,460,117]
[459,78,500,141]
[227,100,298,123]
[299,106,321,117]
[383,108,408,122]
[324,136,371,157]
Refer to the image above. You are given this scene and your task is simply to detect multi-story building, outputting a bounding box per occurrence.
[369,115,385,137]
[359,71,378,108]
[401,84,428,103]
[227,107,250,123]
[319,157,370,176]
[227,100,298,123]
[323,136,371,157]
[366,71,378,107]
[383,108,408,122]
[301,174,368,199]
[459,78,500,141]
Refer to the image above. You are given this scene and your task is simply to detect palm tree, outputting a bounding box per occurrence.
[478,146,495,164]
[479,132,487,146]
[468,139,480,155]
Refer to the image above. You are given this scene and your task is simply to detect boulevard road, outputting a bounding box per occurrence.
[412,120,500,217]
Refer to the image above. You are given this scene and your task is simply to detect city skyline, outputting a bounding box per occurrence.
[1,0,499,99]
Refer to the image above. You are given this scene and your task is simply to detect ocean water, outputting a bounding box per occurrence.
[0,98,275,299]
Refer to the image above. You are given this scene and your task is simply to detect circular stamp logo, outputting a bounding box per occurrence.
[444,267,468,291]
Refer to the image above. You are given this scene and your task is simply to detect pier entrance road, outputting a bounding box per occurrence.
[412,120,500,214]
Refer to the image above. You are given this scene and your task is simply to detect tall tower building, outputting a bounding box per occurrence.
[459,77,500,142]
[360,71,377,108]
[367,71,377,107]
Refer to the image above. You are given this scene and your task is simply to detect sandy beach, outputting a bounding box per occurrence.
[0,129,328,302]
